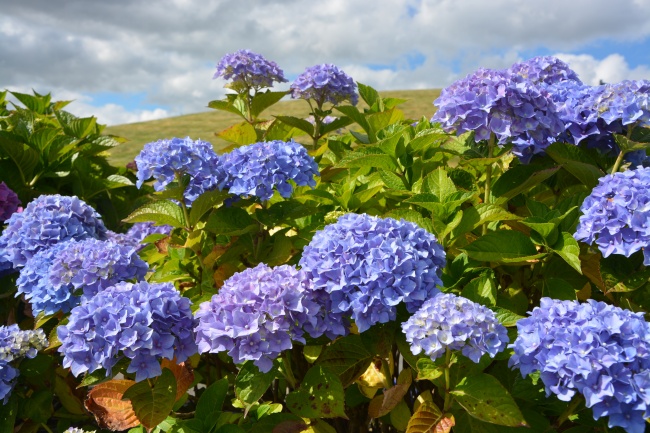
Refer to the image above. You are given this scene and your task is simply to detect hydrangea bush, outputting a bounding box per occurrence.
[6,55,650,433]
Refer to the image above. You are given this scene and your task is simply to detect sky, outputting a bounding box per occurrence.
[2,0,650,126]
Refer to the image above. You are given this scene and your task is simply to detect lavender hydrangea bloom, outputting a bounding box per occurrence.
[63,428,96,433]
[402,293,508,363]
[135,137,225,205]
[195,263,316,373]
[17,239,149,315]
[508,56,582,86]
[290,64,358,106]
[0,182,21,223]
[574,166,650,264]
[58,281,197,382]
[432,68,565,163]
[214,49,287,90]
[510,298,650,433]
[299,213,446,334]
[0,195,107,268]
[0,325,47,403]
[106,222,173,251]
[218,140,319,201]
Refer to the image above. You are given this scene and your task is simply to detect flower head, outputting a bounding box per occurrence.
[215,49,287,90]
[106,222,173,251]
[135,137,225,205]
[63,428,96,433]
[402,293,508,363]
[290,64,358,106]
[17,238,149,315]
[574,166,650,264]
[510,298,650,433]
[432,67,565,163]
[508,56,582,86]
[218,140,319,201]
[299,213,446,334]
[0,195,107,268]
[0,325,47,403]
[0,182,21,223]
[195,263,316,372]
[58,281,197,382]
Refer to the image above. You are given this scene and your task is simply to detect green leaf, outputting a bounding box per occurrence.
[546,142,604,188]
[551,232,582,274]
[461,272,497,306]
[405,193,441,211]
[415,358,444,382]
[205,206,258,236]
[614,133,650,153]
[338,152,398,171]
[379,169,408,190]
[451,204,520,241]
[250,91,288,118]
[541,277,576,300]
[0,131,40,183]
[605,267,650,293]
[491,166,559,199]
[316,334,374,387]
[490,307,525,327]
[22,389,53,424]
[462,230,542,263]
[335,105,373,140]
[235,362,277,408]
[195,379,229,431]
[450,373,526,427]
[123,368,177,431]
[123,200,187,228]
[189,189,229,226]
[405,401,452,433]
[422,167,457,201]
[320,116,353,135]
[0,395,17,432]
[208,99,247,116]
[217,121,258,145]
[286,366,347,419]
[275,115,315,136]
[357,82,380,107]
[10,91,49,113]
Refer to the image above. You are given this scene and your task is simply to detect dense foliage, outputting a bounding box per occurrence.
[3,52,650,433]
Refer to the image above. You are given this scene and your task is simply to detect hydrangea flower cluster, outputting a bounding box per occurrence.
[402,293,509,363]
[0,195,107,268]
[432,68,565,163]
[0,325,47,403]
[214,49,287,90]
[0,182,21,222]
[58,281,197,382]
[508,56,582,86]
[63,428,96,433]
[509,298,650,433]
[125,221,172,244]
[217,140,320,201]
[299,213,446,334]
[135,137,225,205]
[195,263,316,373]
[574,166,650,264]
[290,64,358,106]
[16,238,149,315]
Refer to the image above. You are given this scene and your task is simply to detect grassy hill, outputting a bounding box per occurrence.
[105,89,441,167]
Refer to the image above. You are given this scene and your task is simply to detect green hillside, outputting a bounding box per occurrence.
[105,89,441,167]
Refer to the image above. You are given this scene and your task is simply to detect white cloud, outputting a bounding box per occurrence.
[554,53,650,85]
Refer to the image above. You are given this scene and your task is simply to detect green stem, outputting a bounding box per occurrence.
[40,423,54,433]
[482,134,496,235]
[555,395,583,427]
[281,350,298,389]
[611,150,625,175]
[443,348,453,412]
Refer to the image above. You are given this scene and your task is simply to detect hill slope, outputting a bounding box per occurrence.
[105,89,441,167]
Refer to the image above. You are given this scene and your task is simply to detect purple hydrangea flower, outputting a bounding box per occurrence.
[510,298,650,433]
[16,239,149,315]
[135,137,225,205]
[58,281,197,382]
[218,140,319,201]
[0,325,47,403]
[299,213,446,334]
[0,182,21,223]
[508,56,582,86]
[0,195,107,268]
[432,68,565,163]
[214,49,287,90]
[574,166,650,264]
[195,263,317,373]
[290,64,358,106]
[402,293,508,363]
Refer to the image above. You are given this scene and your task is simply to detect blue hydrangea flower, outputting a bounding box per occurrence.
[508,56,582,86]
[432,68,565,163]
[218,140,319,201]
[135,137,225,205]
[0,195,107,268]
[214,49,287,90]
[402,293,508,363]
[0,325,47,403]
[574,166,650,264]
[195,263,317,373]
[16,239,149,315]
[58,281,197,382]
[510,298,650,433]
[106,222,173,251]
[299,213,446,334]
[0,182,21,223]
[290,64,358,106]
